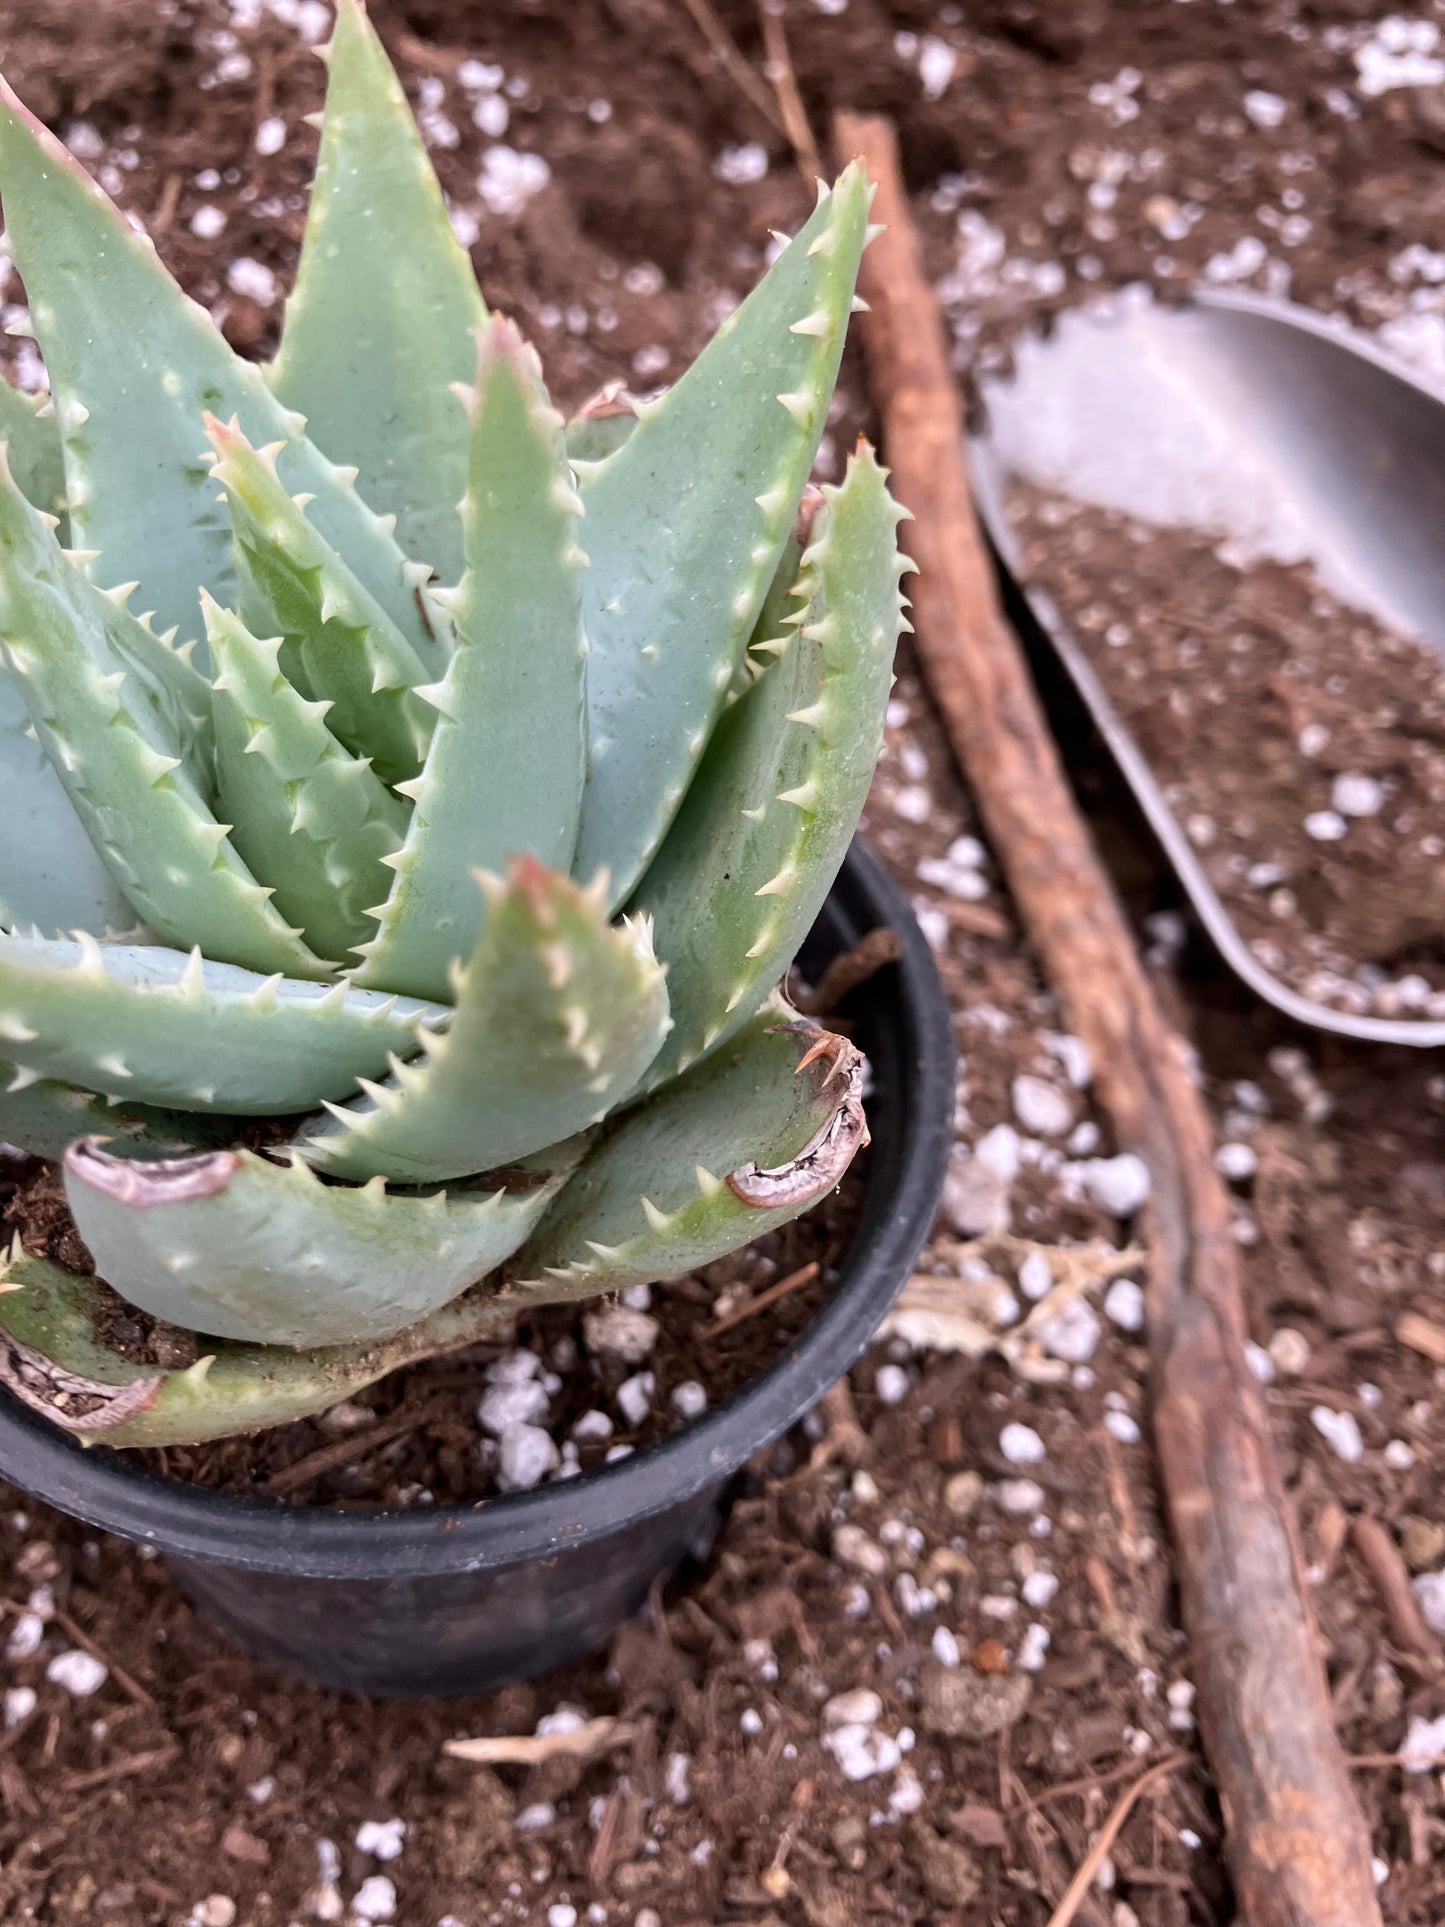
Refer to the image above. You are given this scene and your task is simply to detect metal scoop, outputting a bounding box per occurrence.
[970,285,1445,1046]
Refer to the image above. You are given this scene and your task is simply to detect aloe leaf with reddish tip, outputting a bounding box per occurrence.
[0,8,895,1444]
[62,1135,581,1348]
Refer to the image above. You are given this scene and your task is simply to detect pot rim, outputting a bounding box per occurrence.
[0,840,954,1581]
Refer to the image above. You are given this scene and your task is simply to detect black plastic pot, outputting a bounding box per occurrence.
[0,841,953,1698]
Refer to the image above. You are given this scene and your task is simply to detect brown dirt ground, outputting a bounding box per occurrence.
[0,2,1442,1924]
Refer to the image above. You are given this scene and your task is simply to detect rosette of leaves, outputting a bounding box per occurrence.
[0,3,910,1447]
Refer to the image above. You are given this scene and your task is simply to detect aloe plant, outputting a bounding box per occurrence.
[0,2,909,1450]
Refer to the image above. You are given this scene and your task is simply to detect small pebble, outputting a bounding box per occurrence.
[582,1306,658,1364]
[874,1363,910,1406]
[5,1613,43,1660]
[225,257,277,305]
[1243,87,1287,127]
[1303,809,1348,842]
[833,1523,889,1575]
[1103,1277,1145,1332]
[942,1470,983,1517]
[477,1376,549,1435]
[351,1876,396,1923]
[1310,1405,1363,1464]
[1016,1623,1051,1672]
[514,1802,556,1832]
[1411,1569,1445,1635]
[713,141,769,184]
[1331,772,1383,818]
[1000,1422,1046,1465]
[191,1901,236,1927]
[571,1408,613,1442]
[355,1820,405,1862]
[476,146,550,217]
[3,1687,35,1728]
[975,1122,1022,1183]
[931,1626,961,1667]
[45,1649,108,1698]
[1083,1154,1151,1216]
[823,1722,902,1781]
[548,1908,578,1927]
[1018,1251,1053,1301]
[1215,1142,1258,1182]
[1035,1297,1101,1365]
[1244,1341,1275,1382]
[997,1478,1046,1515]
[889,1769,926,1816]
[739,1708,763,1735]
[190,203,227,239]
[1020,1569,1058,1610]
[1011,1074,1074,1138]
[255,115,287,155]
[1400,1712,1445,1773]
[1042,1031,1092,1088]
[1105,1410,1141,1445]
[823,1687,882,1728]
[671,1380,708,1421]
[496,1425,560,1493]
[615,1372,655,1429]
[1384,1439,1417,1470]
[1268,1327,1311,1375]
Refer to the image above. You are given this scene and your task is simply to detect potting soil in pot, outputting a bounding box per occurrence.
[0,1152,864,1507]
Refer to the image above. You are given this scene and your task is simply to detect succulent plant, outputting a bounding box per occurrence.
[0,3,910,1449]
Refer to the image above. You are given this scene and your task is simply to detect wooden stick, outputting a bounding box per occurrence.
[259,1391,451,1500]
[1043,1755,1185,1927]
[835,109,1384,1927]
[674,0,786,135]
[758,0,820,178]
[702,1260,820,1339]
[1350,1515,1441,1664]
[0,1596,159,1711]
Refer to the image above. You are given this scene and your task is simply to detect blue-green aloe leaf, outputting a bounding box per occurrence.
[353,320,587,1001]
[205,597,407,966]
[204,414,432,785]
[631,445,906,1083]
[63,1136,580,1348]
[0,931,445,1113]
[511,1007,868,1293]
[298,858,669,1184]
[0,663,136,937]
[268,0,488,585]
[0,1060,242,1161]
[0,464,329,979]
[0,79,438,666]
[572,165,873,906]
[0,1251,520,1445]
[0,380,67,533]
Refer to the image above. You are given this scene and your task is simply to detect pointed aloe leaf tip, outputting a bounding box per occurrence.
[269,0,488,583]
[572,164,873,909]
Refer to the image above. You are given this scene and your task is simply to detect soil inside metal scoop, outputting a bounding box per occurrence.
[972,286,1445,1043]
